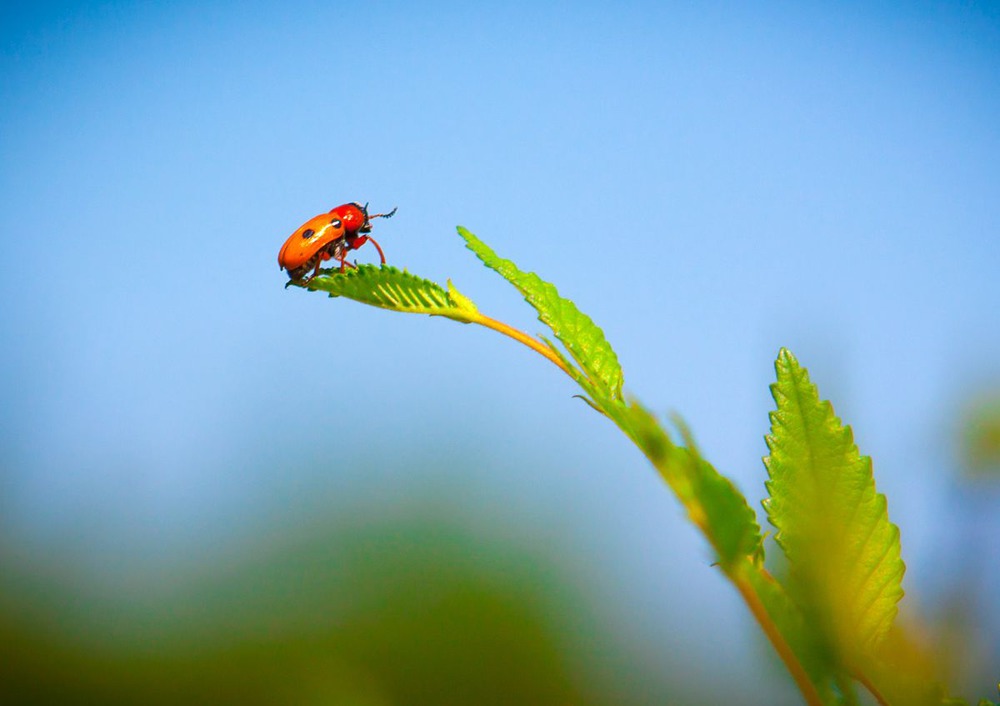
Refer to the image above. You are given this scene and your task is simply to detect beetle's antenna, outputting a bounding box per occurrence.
[368,207,397,221]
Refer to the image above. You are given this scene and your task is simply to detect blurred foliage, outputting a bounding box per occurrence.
[961,392,1000,478]
[0,511,695,705]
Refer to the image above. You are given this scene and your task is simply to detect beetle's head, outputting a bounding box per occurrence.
[330,202,369,234]
[356,203,397,234]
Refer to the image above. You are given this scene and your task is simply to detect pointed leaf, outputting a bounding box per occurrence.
[763,348,905,661]
[457,226,624,400]
[299,265,478,323]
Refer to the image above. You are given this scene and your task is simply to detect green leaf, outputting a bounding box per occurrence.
[299,265,478,323]
[763,348,905,663]
[457,226,624,401]
[620,400,842,703]
[623,401,761,569]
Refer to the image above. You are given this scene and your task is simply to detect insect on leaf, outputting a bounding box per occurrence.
[763,348,905,663]
[302,265,479,323]
[457,226,625,401]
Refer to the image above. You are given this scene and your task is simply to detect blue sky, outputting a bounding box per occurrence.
[2,1,999,699]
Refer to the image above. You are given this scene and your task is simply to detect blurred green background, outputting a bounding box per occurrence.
[2,2,999,703]
[1,500,696,705]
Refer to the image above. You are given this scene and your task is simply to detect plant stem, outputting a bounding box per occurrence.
[733,570,826,706]
[471,313,577,381]
[853,669,889,706]
[836,673,860,705]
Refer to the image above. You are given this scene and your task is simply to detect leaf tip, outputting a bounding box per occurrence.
[445,278,478,315]
[775,347,799,370]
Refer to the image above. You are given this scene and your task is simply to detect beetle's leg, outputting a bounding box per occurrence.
[345,235,385,266]
[337,253,358,273]
[365,235,387,265]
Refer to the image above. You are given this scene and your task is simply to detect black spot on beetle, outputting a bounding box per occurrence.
[301,228,315,238]
[329,218,342,228]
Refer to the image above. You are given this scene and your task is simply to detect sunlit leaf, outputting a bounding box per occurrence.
[763,348,905,663]
[457,226,624,401]
[298,265,478,323]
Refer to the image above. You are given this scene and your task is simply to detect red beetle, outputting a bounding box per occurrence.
[278,202,396,281]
